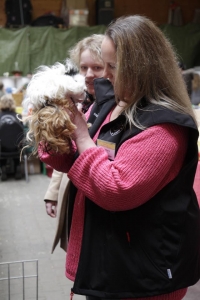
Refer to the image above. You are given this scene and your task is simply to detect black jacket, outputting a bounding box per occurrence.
[69,80,200,298]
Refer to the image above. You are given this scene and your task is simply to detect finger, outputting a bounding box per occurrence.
[46,206,51,215]
[46,206,52,216]
[54,205,57,217]
[45,203,54,217]
[50,211,56,218]
[76,103,83,111]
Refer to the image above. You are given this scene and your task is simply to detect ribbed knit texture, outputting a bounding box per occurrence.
[39,111,188,300]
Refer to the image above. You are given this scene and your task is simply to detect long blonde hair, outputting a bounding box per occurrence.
[105,15,196,127]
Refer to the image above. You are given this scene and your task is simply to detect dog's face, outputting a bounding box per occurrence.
[25,60,86,112]
[23,60,87,155]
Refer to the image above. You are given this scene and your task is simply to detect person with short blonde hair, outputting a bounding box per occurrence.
[69,34,105,103]
[0,94,24,180]
[0,81,5,98]
[0,94,16,112]
[43,34,107,252]
[69,34,104,68]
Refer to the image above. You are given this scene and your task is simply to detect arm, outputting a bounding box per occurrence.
[44,169,63,201]
[68,123,188,211]
[38,142,76,172]
[44,169,64,217]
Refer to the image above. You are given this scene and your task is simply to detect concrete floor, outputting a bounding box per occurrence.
[0,174,199,300]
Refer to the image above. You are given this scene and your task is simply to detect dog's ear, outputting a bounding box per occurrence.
[65,59,79,76]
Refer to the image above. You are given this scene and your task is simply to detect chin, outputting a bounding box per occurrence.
[87,88,95,96]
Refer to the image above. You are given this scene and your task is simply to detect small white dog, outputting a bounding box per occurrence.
[24,59,86,155]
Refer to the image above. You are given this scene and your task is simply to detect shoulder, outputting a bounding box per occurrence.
[142,123,188,146]
[122,123,188,159]
[0,112,24,129]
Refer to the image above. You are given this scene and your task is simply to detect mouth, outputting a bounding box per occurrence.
[85,82,94,88]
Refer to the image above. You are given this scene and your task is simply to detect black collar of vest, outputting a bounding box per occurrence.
[94,78,115,105]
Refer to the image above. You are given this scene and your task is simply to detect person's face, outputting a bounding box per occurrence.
[79,49,104,96]
[101,37,117,86]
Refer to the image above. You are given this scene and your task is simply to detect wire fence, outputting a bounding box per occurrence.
[0,259,38,300]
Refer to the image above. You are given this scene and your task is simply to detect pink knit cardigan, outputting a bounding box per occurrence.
[39,111,189,300]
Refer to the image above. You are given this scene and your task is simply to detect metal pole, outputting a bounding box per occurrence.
[22,261,25,300]
[8,264,10,300]
[24,154,29,182]
[19,0,24,26]
[36,260,39,299]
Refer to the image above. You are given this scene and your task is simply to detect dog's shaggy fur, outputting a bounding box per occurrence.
[24,60,86,155]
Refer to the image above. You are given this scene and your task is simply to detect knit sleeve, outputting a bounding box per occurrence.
[38,142,76,173]
[67,123,188,211]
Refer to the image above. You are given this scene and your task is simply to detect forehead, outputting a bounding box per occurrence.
[80,49,103,65]
[101,37,116,60]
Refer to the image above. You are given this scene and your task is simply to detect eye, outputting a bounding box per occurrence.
[94,66,103,71]
[80,66,87,71]
[109,64,116,70]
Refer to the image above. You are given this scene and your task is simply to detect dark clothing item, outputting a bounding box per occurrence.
[0,111,24,152]
[86,297,115,300]
[5,0,32,27]
[82,92,95,114]
[68,87,200,298]
[0,111,24,180]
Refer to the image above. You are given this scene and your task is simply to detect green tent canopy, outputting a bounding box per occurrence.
[0,25,106,76]
[0,23,200,77]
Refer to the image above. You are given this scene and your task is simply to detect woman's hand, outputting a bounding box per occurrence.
[66,101,96,154]
[45,200,57,218]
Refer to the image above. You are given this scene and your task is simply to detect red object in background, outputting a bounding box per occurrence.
[45,164,53,177]
[194,161,200,207]
[170,1,178,10]
[12,71,23,76]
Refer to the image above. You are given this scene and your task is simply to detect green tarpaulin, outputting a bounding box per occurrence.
[159,23,200,68]
[0,25,106,76]
[0,23,200,76]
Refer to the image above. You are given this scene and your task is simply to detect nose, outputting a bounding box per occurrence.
[85,68,94,77]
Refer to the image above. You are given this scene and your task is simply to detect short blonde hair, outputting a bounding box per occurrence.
[0,94,16,112]
[69,34,105,67]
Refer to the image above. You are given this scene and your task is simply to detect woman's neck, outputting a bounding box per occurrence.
[110,100,126,121]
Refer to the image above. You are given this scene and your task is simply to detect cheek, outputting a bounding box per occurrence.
[79,70,87,76]
[94,69,104,77]
[111,69,116,77]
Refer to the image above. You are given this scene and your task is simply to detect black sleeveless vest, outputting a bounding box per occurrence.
[69,81,200,298]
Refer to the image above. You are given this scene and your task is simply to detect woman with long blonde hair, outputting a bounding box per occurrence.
[39,15,200,300]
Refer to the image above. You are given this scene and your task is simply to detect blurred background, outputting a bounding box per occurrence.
[0,1,200,299]
[0,0,200,126]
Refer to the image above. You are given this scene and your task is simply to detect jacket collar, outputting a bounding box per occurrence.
[94,77,115,105]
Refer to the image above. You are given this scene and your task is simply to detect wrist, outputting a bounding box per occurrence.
[75,136,96,154]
